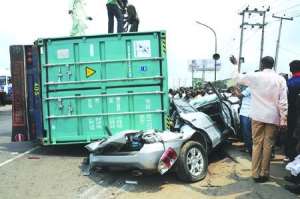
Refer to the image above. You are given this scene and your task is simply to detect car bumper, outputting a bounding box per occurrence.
[90,141,183,171]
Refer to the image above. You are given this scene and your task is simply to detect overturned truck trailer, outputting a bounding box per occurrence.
[10,45,43,142]
[36,31,169,145]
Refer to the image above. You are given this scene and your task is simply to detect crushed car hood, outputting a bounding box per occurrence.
[85,130,183,153]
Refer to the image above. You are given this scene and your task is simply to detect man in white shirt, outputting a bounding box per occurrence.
[239,87,252,155]
[231,56,288,183]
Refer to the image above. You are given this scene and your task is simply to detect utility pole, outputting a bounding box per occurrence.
[202,62,206,81]
[259,11,266,69]
[272,15,293,71]
[238,11,246,72]
[192,68,194,87]
[238,7,270,71]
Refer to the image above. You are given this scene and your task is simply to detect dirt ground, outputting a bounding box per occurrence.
[80,145,297,199]
[0,105,299,199]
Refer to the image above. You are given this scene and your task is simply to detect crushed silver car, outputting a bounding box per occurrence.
[86,83,240,182]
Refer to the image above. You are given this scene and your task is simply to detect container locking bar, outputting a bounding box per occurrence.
[46,110,165,120]
[45,76,164,86]
[45,91,164,101]
[43,57,164,67]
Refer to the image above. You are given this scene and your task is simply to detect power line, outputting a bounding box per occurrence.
[292,13,300,18]
[238,6,270,71]
[226,26,263,54]
[237,3,249,13]
[226,10,293,47]
[280,45,300,56]
[273,3,300,15]
[269,0,292,13]
[288,9,300,15]
[271,0,300,12]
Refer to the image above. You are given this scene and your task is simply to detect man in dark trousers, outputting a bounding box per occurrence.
[126,4,139,32]
[285,60,300,161]
[106,0,125,33]
[284,60,300,194]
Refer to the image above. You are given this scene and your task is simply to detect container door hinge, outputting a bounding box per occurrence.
[57,98,64,111]
[66,64,72,80]
[68,103,73,115]
[58,67,63,82]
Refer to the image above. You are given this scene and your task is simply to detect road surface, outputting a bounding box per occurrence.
[0,105,298,199]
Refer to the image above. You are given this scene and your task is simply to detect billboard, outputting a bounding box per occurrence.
[188,59,221,72]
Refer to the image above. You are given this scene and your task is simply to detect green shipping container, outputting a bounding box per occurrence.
[37,31,169,145]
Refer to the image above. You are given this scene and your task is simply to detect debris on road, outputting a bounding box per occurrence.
[131,170,143,177]
[27,156,40,160]
[86,83,241,183]
[125,180,138,185]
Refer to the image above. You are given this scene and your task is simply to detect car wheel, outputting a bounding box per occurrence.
[176,141,208,182]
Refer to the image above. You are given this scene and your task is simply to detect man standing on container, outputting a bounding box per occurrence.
[230,56,288,183]
[106,0,125,33]
[69,0,93,36]
[126,4,139,32]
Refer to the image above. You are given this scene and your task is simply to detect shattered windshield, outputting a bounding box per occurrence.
[0,76,6,85]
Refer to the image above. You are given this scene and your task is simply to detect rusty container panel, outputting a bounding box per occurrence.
[10,45,29,141]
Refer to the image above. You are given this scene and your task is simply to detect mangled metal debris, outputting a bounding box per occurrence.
[85,83,240,182]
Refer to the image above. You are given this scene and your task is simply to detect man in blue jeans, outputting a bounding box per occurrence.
[106,0,125,33]
[239,87,252,156]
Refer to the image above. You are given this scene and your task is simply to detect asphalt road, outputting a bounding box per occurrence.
[0,105,298,199]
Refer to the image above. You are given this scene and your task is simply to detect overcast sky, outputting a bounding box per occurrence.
[0,0,299,87]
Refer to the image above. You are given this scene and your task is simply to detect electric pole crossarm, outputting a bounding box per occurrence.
[272,15,293,21]
[243,23,267,26]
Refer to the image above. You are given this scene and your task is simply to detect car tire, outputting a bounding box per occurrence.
[176,141,208,182]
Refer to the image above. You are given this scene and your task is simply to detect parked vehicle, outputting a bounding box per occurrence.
[0,68,12,104]
[86,83,240,182]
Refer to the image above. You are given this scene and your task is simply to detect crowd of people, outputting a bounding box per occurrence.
[168,87,209,102]
[169,57,300,195]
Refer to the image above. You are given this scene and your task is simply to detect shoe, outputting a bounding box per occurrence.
[259,176,269,183]
[253,177,261,183]
[253,176,269,183]
[284,175,300,184]
[285,184,300,195]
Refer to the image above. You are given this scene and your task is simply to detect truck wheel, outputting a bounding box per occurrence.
[176,141,208,182]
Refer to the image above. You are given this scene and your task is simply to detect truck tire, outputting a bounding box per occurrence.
[176,141,208,182]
